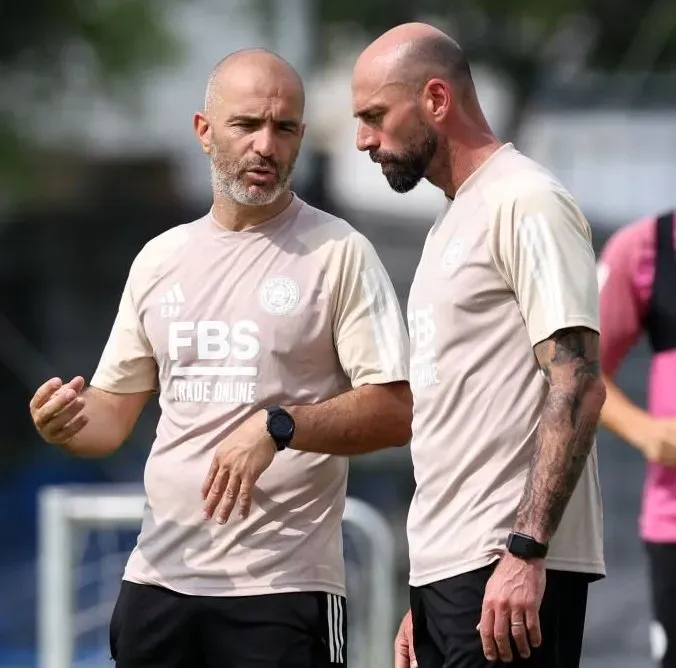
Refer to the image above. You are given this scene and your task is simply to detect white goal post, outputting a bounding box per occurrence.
[37,484,396,668]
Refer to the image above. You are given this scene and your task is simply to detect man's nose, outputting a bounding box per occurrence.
[253,127,275,157]
[356,121,378,153]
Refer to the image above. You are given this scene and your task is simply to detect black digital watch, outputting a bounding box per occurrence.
[506,532,548,559]
[265,405,295,452]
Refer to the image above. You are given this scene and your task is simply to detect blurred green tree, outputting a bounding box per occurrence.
[301,0,676,139]
[0,0,181,197]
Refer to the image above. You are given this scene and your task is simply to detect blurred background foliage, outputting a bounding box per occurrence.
[3,0,675,200]
[0,0,181,200]
[309,0,676,136]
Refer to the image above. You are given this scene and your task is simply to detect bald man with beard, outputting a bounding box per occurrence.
[29,49,412,667]
[352,24,606,668]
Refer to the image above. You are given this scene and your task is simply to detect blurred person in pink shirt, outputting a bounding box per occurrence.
[598,210,676,668]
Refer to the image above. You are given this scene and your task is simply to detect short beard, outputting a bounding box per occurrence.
[209,150,295,206]
[372,121,438,194]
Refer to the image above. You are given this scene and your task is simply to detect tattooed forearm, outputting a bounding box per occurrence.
[513,327,606,544]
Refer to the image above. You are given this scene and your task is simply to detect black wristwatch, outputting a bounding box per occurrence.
[265,405,295,452]
[506,532,548,559]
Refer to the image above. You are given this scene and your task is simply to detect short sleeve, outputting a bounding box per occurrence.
[330,233,409,388]
[597,218,654,376]
[90,255,158,393]
[489,184,599,347]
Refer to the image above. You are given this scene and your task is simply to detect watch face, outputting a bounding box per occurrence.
[270,413,294,439]
[513,535,533,556]
[508,532,547,559]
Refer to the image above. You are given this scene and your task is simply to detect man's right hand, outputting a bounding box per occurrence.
[394,609,417,668]
[30,376,88,445]
[641,419,676,467]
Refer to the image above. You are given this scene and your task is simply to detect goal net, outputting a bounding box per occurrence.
[37,485,396,668]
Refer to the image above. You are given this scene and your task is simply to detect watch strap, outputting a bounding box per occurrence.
[506,532,548,559]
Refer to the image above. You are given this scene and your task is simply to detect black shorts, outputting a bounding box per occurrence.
[110,581,348,667]
[646,542,676,668]
[410,563,592,668]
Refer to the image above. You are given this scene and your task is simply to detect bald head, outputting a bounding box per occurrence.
[351,23,492,196]
[205,48,305,115]
[194,47,306,208]
[354,23,472,94]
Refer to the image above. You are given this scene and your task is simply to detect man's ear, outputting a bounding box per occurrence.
[424,79,452,122]
[193,112,212,154]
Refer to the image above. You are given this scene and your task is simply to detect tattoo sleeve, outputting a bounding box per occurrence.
[513,327,606,544]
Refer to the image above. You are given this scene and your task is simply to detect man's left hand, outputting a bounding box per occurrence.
[478,553,546,662]
[201,410,276,524]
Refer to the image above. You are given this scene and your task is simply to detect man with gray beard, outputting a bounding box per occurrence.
[28,49,412,667]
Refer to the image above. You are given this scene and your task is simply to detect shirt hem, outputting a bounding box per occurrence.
[409,554,501,587]
[544,557,606,578]
[122,574,347,598]
[351,372,409,388]
[409,555,606,587]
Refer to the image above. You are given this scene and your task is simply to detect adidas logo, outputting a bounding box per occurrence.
[160,283,185,318]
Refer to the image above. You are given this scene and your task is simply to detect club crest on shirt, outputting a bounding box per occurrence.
[441,237,465,275]
[259,276,300,315]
